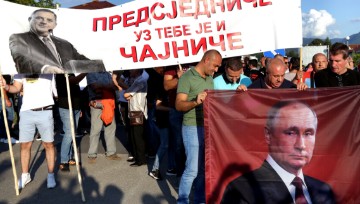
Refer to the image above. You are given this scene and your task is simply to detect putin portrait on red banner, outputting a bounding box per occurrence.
[221,100,335,204]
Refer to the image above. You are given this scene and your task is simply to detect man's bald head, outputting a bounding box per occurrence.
[265,58,287,89]
[197,49,222,77]
[312,53,328,72]
[267,58,286,74]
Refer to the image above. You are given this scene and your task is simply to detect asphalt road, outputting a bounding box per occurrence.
[0,123,179,204]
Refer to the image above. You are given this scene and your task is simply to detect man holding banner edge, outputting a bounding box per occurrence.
[176,49,222,204]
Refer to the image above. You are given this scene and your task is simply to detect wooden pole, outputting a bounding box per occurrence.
[64,73,86,202]
[178,63,183,71]
[0,73,19,196]
[299,47,303,83]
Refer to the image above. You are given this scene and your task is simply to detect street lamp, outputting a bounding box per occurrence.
[345,36,350,47]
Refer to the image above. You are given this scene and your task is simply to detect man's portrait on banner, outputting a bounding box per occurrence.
[221,100,336,204]
[9,9,104,74]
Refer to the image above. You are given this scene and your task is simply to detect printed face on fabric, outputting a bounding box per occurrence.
[265,103,317,175]
[29,10,57,37]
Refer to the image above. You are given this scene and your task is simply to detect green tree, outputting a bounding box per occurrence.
[5,0,58,8]
[309,38,325,46]
[324,37,332,47]
[254,53,263,60]
[286,49,299,58]
[353,53,360,69]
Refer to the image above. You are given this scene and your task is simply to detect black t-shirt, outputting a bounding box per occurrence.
[152,73,170,128]
[249,77,296,89]
[315,68,360,87]
[146,69,164,103]
[155,93,170,128]
[56,74,81,109]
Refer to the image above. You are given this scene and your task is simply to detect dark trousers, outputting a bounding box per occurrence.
[120,102,133,157]
[130,122,146,163]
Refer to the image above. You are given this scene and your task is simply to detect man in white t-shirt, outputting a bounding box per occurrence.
[0,74,57,190]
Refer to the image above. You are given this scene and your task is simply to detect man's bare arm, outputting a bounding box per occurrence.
[0,75,22,94]
[164,74,178,91]
[175,92,207,112]
[69,73,87,84]
[164,68,184,91]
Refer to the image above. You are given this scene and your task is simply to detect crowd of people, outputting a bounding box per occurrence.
[1,43,359,202]
[0,8,359,204]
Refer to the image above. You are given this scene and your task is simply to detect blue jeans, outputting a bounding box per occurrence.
[151,127,175,171]
[5,98,15,121]
[59,107,80,163]
[0,98,15,137]
[0,98,15,121]
[169,108,185,175]
[177,126,205,204]
[146,102,160,156]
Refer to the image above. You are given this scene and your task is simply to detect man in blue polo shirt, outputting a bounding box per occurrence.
[214,57,252,90]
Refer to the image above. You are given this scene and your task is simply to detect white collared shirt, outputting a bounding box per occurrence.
[39,35,62,72]
[39,35,57,53]
[266,155,312,204]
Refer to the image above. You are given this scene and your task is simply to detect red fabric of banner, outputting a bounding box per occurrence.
[204,86,360,204]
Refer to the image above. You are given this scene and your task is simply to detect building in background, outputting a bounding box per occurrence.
[70,0,115,9]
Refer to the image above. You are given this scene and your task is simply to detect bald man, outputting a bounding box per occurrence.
[239,58,307,90]
[298,53,329,88]
[176,49,222,204]
[312,53,329,72]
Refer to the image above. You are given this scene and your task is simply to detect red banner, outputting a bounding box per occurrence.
[204,87,360,203]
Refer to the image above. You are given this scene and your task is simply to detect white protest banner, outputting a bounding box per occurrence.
[0,0,302,74]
